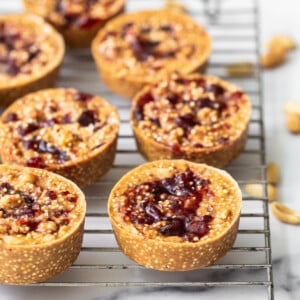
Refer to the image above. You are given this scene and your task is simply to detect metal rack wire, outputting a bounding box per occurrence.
[1,0,274,299]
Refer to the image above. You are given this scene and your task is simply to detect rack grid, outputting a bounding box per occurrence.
[1,0,274,299]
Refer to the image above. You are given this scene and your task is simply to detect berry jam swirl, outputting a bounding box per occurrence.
[48,0,118,29]
[132,75,251,152]
[0,88,119,168]
[0,167,84,244]
[0,20,54,77]
[120,168,214,242]
[100,21,193,63]
[96,11,211,77]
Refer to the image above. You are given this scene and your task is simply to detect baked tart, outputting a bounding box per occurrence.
[0,164,86,284]
[92,10,211,98]
[130,73,252,167]
[0,14,64,107]
[108,159,242,271]
[0,88,120,187]
[23,0,126,48]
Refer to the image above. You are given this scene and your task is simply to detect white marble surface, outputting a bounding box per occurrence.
[261,0,300,299]
[0,0,300,299]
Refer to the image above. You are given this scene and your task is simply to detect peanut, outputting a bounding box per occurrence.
[18,172,38,185]
[283,102,300,133]
[226,62,255,76]
[268,35,296,52]
[245,183,278,202]
[260,47,287,69]
[266,162,280,184]
[37,221,58,233]
[271,201,300,224]
[261,35,296,69]
[164,0,187,13]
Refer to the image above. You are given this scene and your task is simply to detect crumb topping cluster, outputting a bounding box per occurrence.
[0,18,58,81]
[112,166,240,243]
[97,13,209,76]
[132,76,251,152]
[0,168,83,244]
[48,0,119,29]
[0,88,119,169]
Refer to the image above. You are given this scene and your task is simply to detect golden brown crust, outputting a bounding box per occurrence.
[130,73,251,167]
[23,0,125,48]
[0,165,86,284]
[92,10,211,98]
[133,128,248,167]
[0,88,120,188]
[108,160,242,271]
[0,14,65,107]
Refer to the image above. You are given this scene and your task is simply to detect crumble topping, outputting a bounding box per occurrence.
[132,75,251,152]
[0,88,119,168]
[0,167,84,244]
[111,165,240,243]
[0,17,59,82]
[48,0,122,29]
[96,11,210,77]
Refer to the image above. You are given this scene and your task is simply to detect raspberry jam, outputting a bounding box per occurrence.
[134,77,245,151]
[0,182,74,233]
[3,89,105,168]
[52,0,102,29]
[108,22,177,62]
[122,168,214,242]
[0,22,41,76]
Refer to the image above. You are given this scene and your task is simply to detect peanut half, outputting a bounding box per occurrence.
[226,62,255,77]
[266,162,280,184]
[260,47,287,69]
[261,35,296,69]
[271,201,300,224]
[245,183,278,202]
[268,35,297,52]
[283,102,300,133]
[164,0,187,13]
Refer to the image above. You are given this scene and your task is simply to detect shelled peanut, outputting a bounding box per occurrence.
[261,35,296,69]
[164,0,187,13]
[245,183,277,202]
[271,202,300,225]
[283,101,300,133]
[244,162,279,202]
[245,162,300,225]
[226,62,255,77]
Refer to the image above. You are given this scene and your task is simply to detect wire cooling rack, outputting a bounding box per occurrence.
[1,0,274,299]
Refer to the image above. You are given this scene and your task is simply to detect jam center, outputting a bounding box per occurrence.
[123,168,214,242]
[0,22,41,76]
[134,78,245,150]
[0,182,78,235]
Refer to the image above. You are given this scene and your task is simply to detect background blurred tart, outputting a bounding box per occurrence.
[23,0,126,48]
[108,159,242,271]
[92,10,211,98]
[0,88,120,187]
[130,73,252,167]
[0,14,64,107]
[0,164,86,284]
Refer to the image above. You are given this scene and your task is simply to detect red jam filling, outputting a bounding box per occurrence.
[3,91,103,166]
[0,182,77,233]
[122,168,214,242]
[103,22,178,62]
[52,0,103,29]
[134,78,245,150]
[0,22,41,76]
